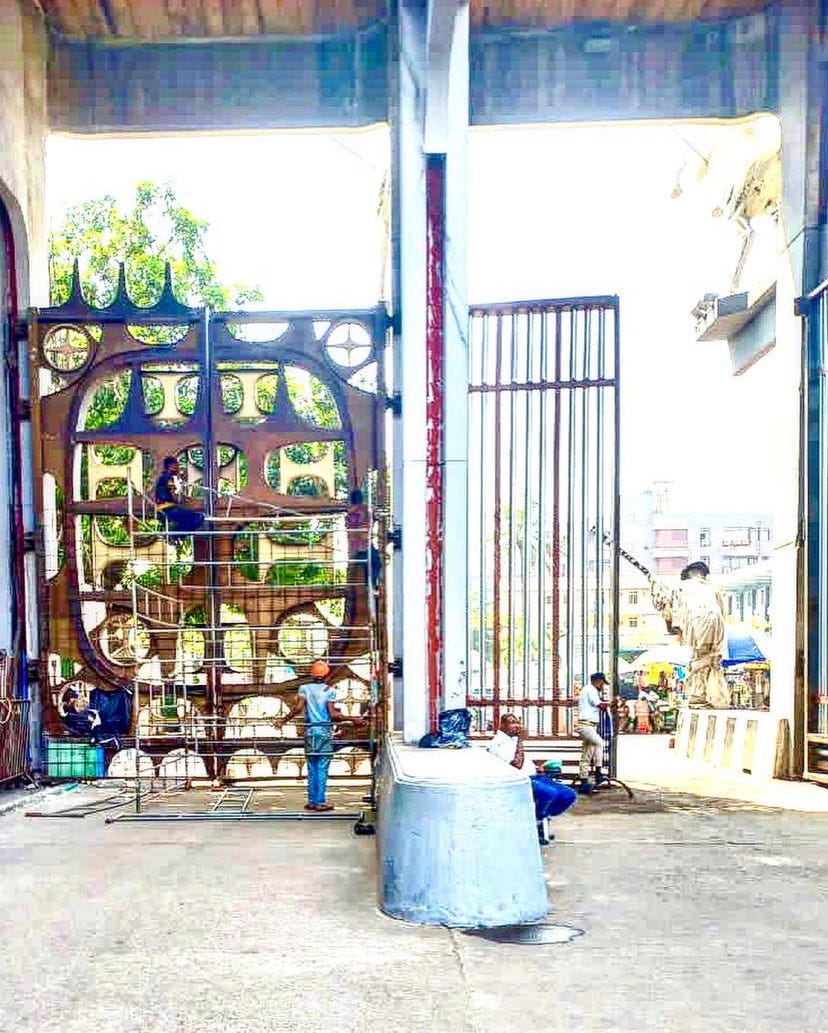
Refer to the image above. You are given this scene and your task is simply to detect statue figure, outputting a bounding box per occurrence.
[650,561,729,709]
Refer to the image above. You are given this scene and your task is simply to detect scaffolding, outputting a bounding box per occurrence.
[30,284,390,829]
[110,477,385,821]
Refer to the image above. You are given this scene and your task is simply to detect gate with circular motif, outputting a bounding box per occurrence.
[31,262,389,785]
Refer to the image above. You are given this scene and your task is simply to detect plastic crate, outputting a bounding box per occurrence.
[46,739,105,779]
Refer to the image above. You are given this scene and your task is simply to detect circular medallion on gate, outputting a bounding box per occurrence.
[43,326,92,372]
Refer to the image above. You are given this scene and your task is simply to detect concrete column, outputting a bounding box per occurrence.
[394,2,469,741]
[394,2,429,741]
[430,5,469,713]
[775,0,824,775]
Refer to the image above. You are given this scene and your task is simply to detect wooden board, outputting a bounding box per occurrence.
[40,0,768,40]
[40,0,387,39]
[470,0,766,25]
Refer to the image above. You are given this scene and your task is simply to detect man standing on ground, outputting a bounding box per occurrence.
[487,713,577,845]
[274,659,355,812]
[577,672,609,794]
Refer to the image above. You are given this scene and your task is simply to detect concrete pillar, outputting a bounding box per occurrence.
[378,739,548,927]
[774,0,824,776]
[393,2,429,741]
[394,2,468,741]
[429,5,469,714]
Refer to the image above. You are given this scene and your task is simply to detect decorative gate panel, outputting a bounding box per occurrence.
[467,297,620,738]
[31,264,388,779]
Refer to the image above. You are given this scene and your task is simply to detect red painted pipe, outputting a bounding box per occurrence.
[492,315,502,731]
[425,155,445,733]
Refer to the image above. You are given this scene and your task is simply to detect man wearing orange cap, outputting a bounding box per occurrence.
[275,659,355,811]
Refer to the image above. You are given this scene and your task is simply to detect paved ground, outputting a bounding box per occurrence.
[1,758,827,1033]
[619,733,828,811]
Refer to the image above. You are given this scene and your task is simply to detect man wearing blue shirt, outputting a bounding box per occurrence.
[275,659,355,811]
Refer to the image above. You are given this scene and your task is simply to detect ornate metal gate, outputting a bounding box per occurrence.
[30,264,388,782]
[467,297,620,739]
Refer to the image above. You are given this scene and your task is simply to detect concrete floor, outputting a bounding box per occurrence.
[2,767,828,1032]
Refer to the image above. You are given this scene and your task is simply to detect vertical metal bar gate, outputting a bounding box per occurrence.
[467,297,620,740]
[803,277,828,780]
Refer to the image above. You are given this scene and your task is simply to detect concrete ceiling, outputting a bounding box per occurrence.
[38,0,771,41]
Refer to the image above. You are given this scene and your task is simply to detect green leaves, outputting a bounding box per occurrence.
[49,181,263,310]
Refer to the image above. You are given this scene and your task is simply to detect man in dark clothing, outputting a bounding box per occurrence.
[154,456,204,542]
[345,488,382,587]
[61,688,100,738]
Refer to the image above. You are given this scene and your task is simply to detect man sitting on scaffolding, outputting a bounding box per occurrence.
[346,489,381,590]
[154,456,205,544]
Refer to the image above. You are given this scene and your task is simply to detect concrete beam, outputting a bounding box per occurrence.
[47,30,389,133]
[469,9,778,125]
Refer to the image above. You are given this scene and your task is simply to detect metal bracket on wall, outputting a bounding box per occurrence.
[387,525,402,550]
[385,392,401,416]
[388,657,403,677]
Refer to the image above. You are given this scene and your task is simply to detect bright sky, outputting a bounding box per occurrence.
[46,119,779,514]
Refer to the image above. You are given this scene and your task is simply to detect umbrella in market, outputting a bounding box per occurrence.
[616,657,640,675]
[629,644,691,669]
[629,628,769,671]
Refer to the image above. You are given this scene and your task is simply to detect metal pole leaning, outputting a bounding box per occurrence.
[127,478,142,814]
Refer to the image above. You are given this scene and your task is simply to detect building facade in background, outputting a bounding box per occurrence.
[618,484,773,651]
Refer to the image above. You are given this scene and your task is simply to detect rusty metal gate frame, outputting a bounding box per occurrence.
[467,296,620,742]
[0,655,29,784]
[29,263,390,789]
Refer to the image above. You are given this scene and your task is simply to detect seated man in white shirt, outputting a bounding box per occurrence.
[487,713,577,846]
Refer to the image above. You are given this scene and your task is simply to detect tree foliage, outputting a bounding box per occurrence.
[49,181,263,310]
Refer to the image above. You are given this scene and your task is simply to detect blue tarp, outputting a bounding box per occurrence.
[723,628,767,667]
